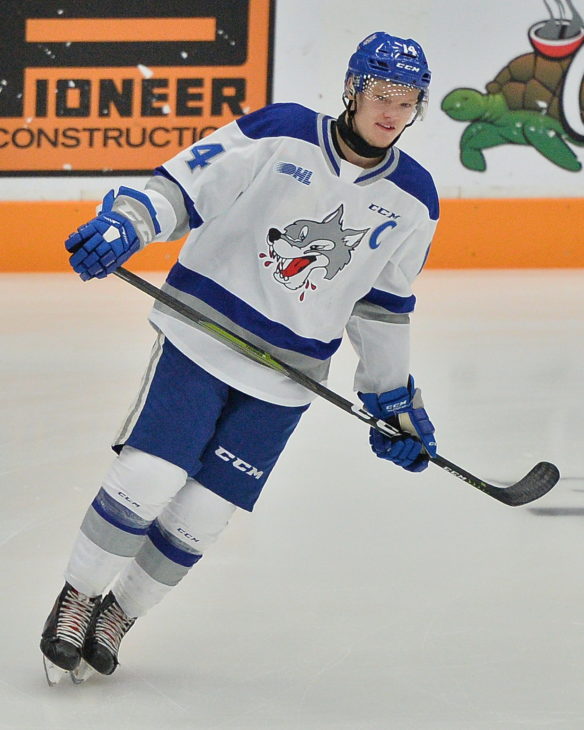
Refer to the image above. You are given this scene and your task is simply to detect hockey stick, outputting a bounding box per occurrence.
[112,266,560,506]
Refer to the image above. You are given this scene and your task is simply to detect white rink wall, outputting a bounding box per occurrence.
[1,0,583,201]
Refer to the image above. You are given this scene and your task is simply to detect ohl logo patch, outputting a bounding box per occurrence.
[275,161,313,185]
[441,0,584,172]
[0,0,274,175]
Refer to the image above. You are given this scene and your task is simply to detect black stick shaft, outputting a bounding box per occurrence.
[112,266,560,506]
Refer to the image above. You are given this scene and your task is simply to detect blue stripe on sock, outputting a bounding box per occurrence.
[91,491,150,536]
[147,521,203,568]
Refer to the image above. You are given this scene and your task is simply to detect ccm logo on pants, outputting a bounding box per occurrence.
[214,447,264,479]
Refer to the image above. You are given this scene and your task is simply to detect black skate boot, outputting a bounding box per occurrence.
[82,591,136,675]
[40,582,101,684]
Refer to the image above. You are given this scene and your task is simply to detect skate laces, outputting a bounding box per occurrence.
[93,598,135,656]
[56,588,97,649]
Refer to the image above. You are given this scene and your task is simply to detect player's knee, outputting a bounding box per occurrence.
[158,479,237,554]
[101,446,188,522]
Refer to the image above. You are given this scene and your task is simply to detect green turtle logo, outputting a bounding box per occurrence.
[442,0,584,172]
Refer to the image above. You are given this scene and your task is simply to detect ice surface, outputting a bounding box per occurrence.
[1,270,583,729]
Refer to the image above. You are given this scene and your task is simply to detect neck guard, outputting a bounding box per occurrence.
[335,111,388,159]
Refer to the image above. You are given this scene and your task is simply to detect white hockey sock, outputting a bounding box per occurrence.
[65,531,130,598]
[112,562,174,618]
[64,447,188,598]
[110,480,236,617]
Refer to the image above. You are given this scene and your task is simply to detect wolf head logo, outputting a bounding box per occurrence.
[261,205,368,298]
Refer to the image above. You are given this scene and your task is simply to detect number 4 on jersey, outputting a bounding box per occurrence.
[186,143,225,169]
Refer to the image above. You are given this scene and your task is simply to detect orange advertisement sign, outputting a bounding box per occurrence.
[0,1,274,175]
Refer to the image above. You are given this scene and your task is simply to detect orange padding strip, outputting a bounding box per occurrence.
[0,198,582,272]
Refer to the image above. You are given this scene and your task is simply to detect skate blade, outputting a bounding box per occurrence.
[43,656,70,686]
[71,660,95,685]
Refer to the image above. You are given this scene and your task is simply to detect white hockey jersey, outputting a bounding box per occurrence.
[145,103,439,406]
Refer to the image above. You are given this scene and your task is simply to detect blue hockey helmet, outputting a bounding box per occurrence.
[345,31,431,107]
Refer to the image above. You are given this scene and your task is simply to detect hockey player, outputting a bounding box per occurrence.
[40,31,438,684]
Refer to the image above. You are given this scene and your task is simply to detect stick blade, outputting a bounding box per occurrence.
[491,461,560,506]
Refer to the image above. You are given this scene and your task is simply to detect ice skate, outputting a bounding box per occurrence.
[42,656,71,686]
[82,591,136,676]
[40,582,101,685]
[70,659,96,685]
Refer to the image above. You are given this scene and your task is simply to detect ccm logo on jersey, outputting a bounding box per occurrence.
[275,162,313,185]
[369,204,400,219]
[215,446,264,479]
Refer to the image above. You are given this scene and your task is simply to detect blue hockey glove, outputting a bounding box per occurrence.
[65,187,160,281]
[359,376,436,473]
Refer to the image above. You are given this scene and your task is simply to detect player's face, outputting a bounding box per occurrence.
[352,80,420,148]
